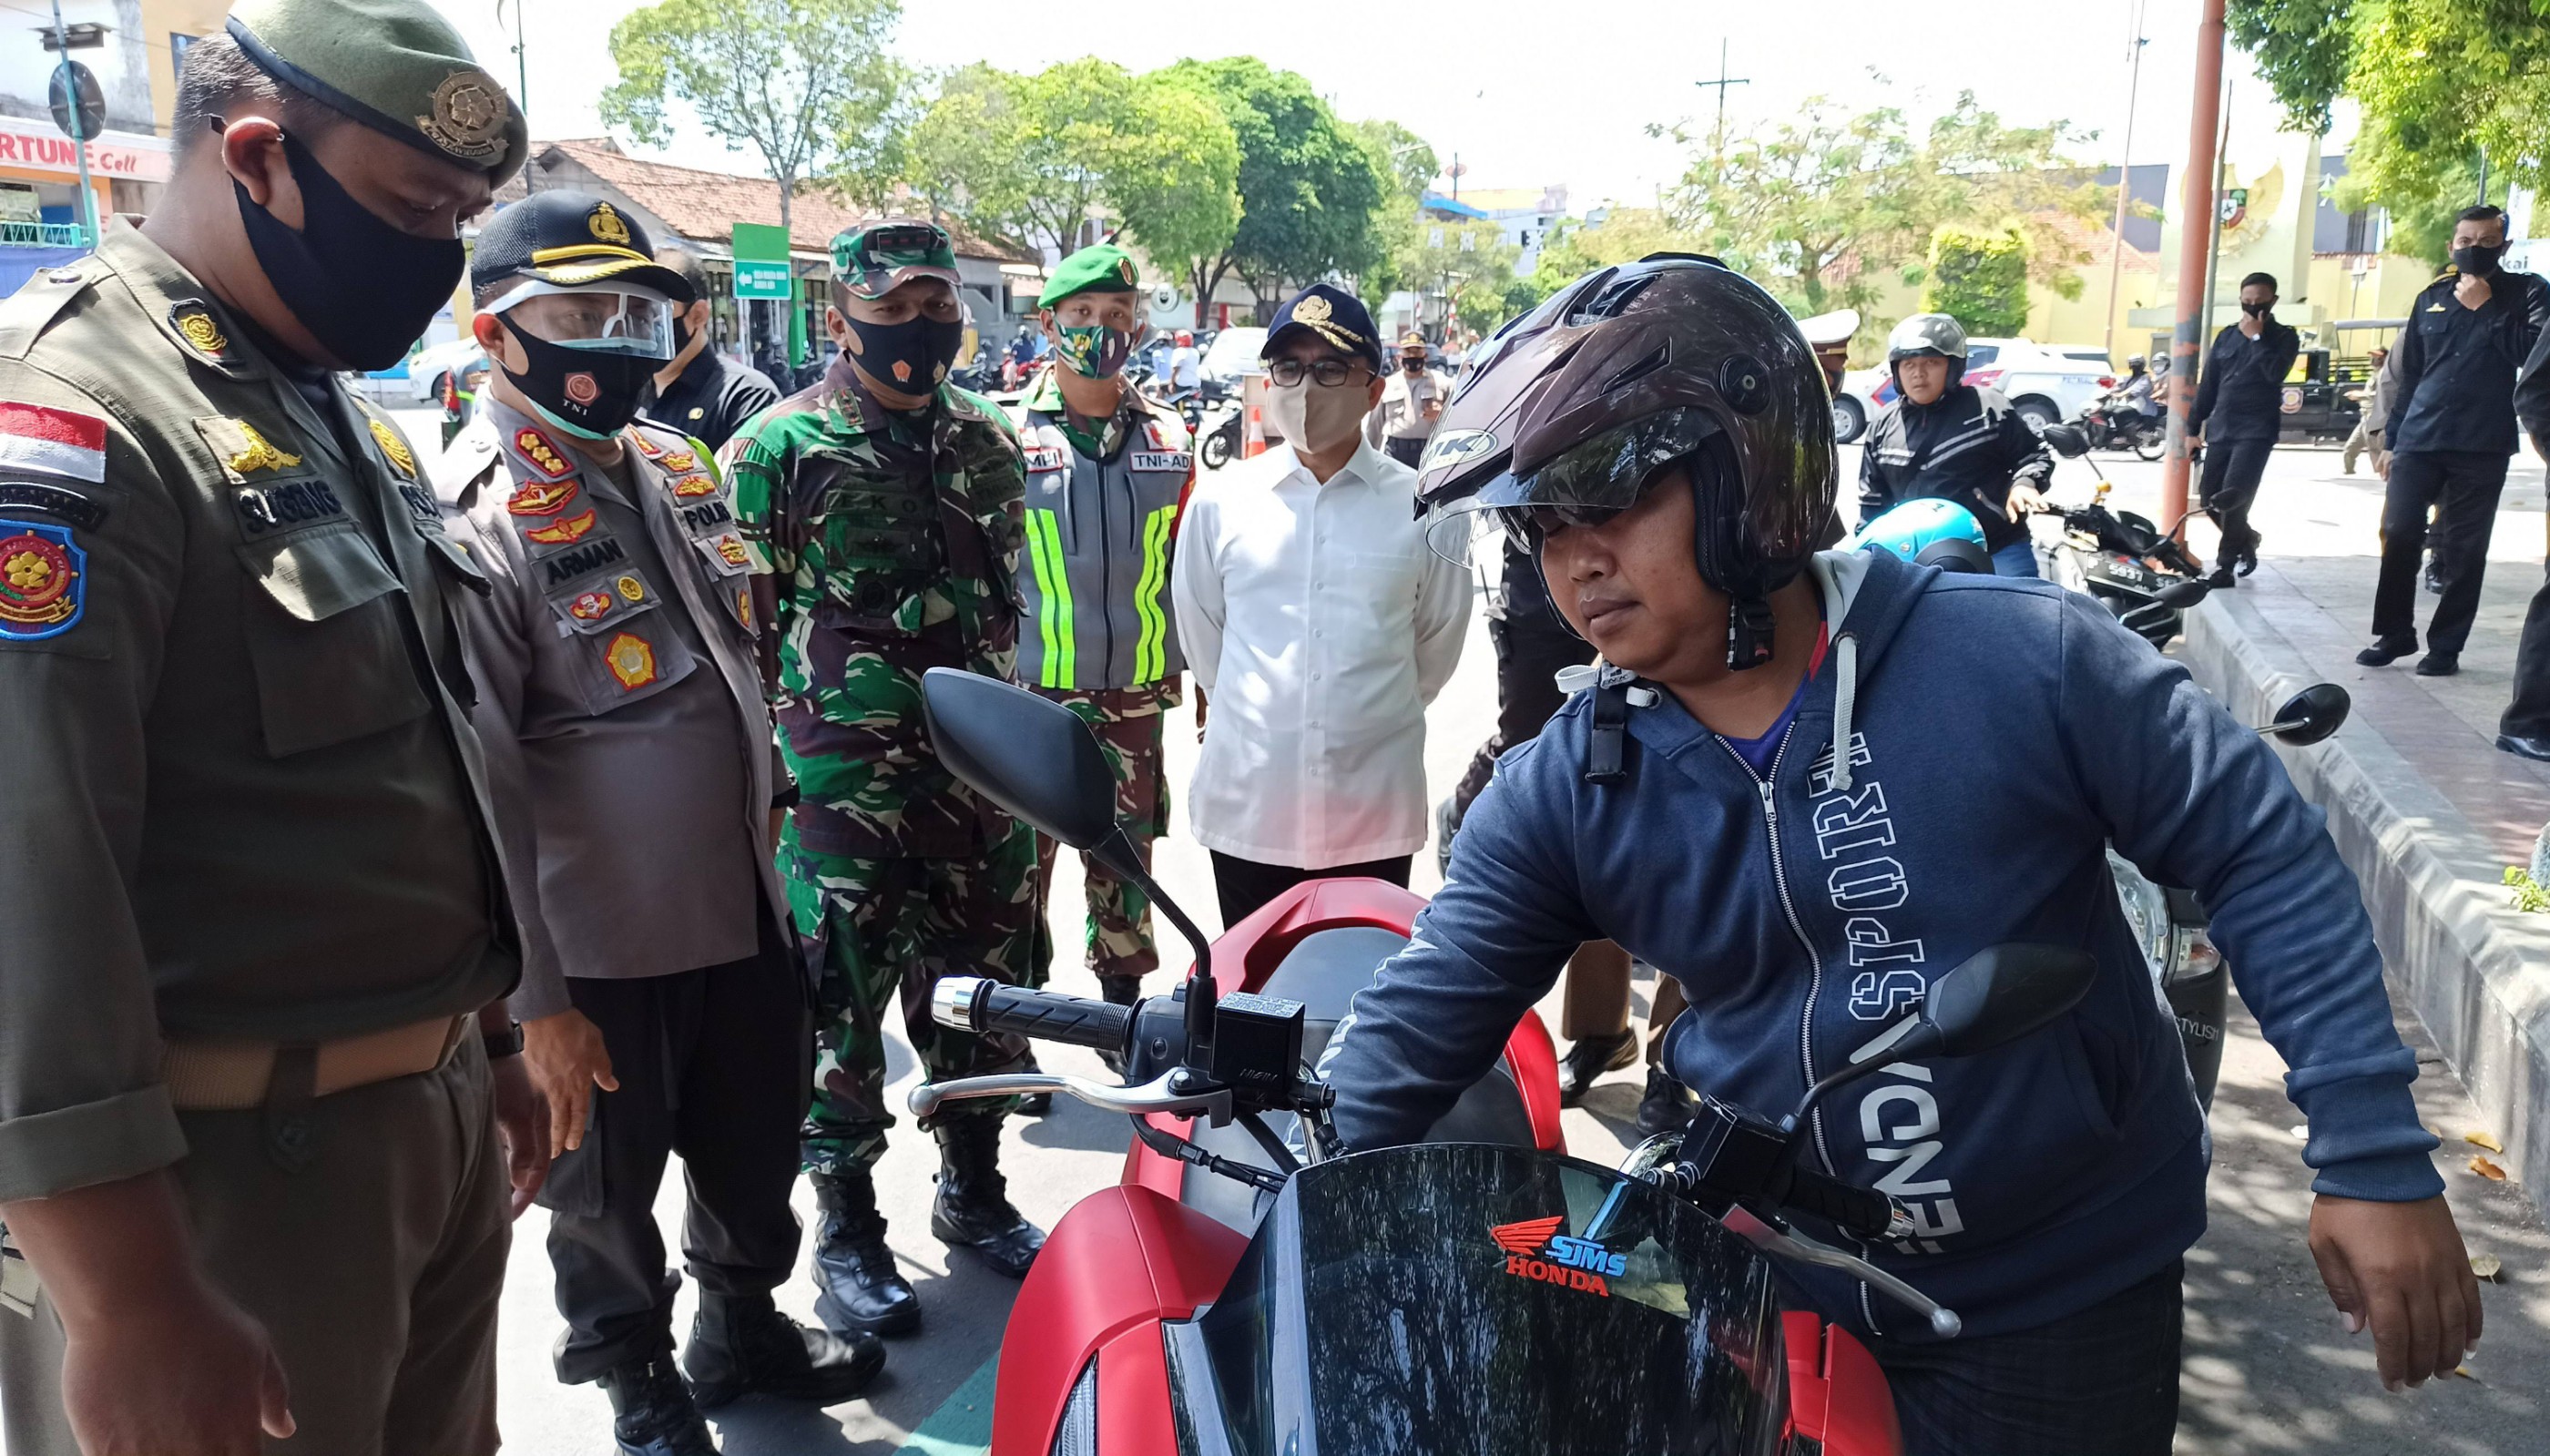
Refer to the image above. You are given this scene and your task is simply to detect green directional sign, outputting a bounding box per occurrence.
[731,222,793,300]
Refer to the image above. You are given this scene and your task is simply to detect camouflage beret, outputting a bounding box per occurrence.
[225,0,528,183]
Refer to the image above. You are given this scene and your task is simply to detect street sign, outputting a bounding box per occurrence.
[731,222,792,300]
[48,60,102,141]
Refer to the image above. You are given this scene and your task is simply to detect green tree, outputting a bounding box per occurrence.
[1922,225,2033,335]
[1404,219,1525,335]
[603,0,909,232]
[1522,208,1712,303]
[905,59,1238,270]
[1659,93,2102,313]
[1352,117,1439,302]
[1168,57,1390,320]
[2228,0,2359,133]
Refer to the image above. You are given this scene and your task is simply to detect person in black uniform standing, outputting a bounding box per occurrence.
[2500,326,2550,760]
[2360,205,2550,677]
[2188,271,2300,585]
[639,246,781,453]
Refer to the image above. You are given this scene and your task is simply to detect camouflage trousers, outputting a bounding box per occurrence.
[1030,685,1173,987]
[781,816,1040,1176]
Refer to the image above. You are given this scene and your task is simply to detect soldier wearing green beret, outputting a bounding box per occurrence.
[722,219,1048,1341]
[0,3,538,1454]
[1016,243,1193,1030]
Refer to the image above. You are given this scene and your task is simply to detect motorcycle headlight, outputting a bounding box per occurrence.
[1049,1355,1099,1456]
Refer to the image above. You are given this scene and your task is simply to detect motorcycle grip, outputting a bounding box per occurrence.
[1782,1166,1905,1243]
[954,982,1135,1054]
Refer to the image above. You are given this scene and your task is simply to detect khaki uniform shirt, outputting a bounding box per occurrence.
[438,402,786,1021]
[0,222,515,1203]
[1364,368,1450,445]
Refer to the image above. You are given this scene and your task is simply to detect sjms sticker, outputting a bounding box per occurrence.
[0,517,85,640]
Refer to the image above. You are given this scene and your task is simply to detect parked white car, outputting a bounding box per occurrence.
[405,336,487,404]
[1831,339,2119,442]
[1198,326,1268,389]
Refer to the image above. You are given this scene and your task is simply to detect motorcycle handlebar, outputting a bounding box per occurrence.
[933,978,1133,1056]
[1782,1166,1912,1244]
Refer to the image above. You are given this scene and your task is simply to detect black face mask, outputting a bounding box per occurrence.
[670,316,696,356]
[842,311,964,394]
[232,133,465,372]
[498,321,656,441]
[2453,242,2504,277]
[2240,300,2272,318]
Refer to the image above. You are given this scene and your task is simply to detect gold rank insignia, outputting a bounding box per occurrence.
[195,416,304,479]
[524,508,599,545]
[671,473,719,498]
[169,304,228,358]
[515,428,573,477]
[589,204,633,246]
[604,631,658,689]
[1294,295,1332,324]
[631,432,665,459]
[663,450,700,473]
[507,476,581,516]
[368,418,417,478]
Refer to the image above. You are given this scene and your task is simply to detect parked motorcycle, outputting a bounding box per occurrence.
[2072,392,2168,461]
[2031,423,2353,1107]
[906,667,2109,1456]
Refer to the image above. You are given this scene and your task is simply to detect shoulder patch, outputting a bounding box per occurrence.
[0,402,107,483]
[0,517,86,639]
[515,428,573,478]
[0,481,105,529]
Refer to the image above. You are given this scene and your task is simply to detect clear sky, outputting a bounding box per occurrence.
[437,0,2333,208]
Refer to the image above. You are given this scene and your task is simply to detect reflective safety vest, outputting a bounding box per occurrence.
[1015,407,1192,690]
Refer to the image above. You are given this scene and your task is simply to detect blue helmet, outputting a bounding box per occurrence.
[1853,498,1992,574]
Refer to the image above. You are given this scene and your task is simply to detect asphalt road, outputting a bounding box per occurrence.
[386,411,2546,1454]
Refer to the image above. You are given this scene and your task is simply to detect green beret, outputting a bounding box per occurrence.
[1039,243,1140,309]
[226,0,529,183]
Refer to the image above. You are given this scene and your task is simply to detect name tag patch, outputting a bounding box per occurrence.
[542,535,628,587]
[1129,452,1190,473]
[233,479,347,535]
[1024,446,1068,473]
[679,498,734,535]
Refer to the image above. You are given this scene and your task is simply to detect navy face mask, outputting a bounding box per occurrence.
[842,311,964,393]
[233,133,465,372]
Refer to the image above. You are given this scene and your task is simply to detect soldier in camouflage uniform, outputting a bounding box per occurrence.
[1015,244,1195,1031]
[724,220,1046,1339]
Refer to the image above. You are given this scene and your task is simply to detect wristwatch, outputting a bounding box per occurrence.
[481,1021,525,1059]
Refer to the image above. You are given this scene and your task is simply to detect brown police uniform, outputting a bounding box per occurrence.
[0,221,521,1456]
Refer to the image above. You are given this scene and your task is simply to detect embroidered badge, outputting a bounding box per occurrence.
[568,589,614,622]
[604,631,658,690]
[588,203,632,246]
[541,537,627,587]
[735,586,752,628]
[524,508,600,545]
[671,473,719,498]
[613,574,648,604]
[418,70,507,162]
[630,433,666,460]
[170,305,228,358]
[515,429,573,478]
[507,476,580,516]
[199,417,302,476]
[662,450,700,473]
[0,482,105,529]
[368,418,417,478]
[1294,295,1332,325]
[232,480,345,535]
[0,518,84,639]
[0,402,107,483]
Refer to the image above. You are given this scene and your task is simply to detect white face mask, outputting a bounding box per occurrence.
[1268,377,1369,454]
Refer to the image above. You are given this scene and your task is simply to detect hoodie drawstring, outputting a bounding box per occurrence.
[1829,632,1860,792]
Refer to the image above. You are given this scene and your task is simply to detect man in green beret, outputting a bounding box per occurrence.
[0,4,538,1454]
[724,219,1048,1342]
[1016,243,1194,1035]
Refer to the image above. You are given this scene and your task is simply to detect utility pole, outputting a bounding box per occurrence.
[2162,0,2229,546]
[505,0,533,190]
[1694,40,1751,170]
[2199,77,2233,355]
[2102,4,2148,362]
[46,0,98,248]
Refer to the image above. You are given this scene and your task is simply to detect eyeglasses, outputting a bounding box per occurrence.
[1267,357,1370,388]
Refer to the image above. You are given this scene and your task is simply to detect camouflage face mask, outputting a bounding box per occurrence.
[1055,324,1135,380]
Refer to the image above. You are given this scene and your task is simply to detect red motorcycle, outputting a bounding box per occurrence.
[914,669,2097,1456]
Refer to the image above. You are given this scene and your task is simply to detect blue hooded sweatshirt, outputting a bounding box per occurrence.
[1321,547,2443,1341]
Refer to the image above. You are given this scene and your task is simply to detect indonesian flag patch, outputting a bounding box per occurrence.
[0,403,107,483]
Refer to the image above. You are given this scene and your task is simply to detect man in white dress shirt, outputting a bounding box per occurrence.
[1171,284,1473,926]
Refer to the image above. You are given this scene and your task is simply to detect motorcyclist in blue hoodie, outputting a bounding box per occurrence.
[1322,256,2479,1453]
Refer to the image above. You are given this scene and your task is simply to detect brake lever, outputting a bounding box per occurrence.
[1720,1211,1963,1339]
[908,1069,1235,1125]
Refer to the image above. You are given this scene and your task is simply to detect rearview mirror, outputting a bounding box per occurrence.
[921,668,1119,853]
[2152,577,2214,610]
[2261,682,2350,746]
[1908,943,2099,1058]
[2038,422,2092,459]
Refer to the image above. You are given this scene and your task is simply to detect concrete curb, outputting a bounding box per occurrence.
[2178,589,2550,1217]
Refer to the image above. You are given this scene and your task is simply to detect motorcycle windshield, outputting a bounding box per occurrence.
[1167,1144,1787,1456]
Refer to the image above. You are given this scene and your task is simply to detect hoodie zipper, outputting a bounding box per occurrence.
[1711,735,1837,1177]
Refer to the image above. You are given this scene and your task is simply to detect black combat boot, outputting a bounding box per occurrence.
[684,1290,886,1410]
[597,1349,718,1456]
[1636,1064,1696,1138]
[931,1114,1046,1278]
[1097,976,1143,1075]
[809,1169,919,1338]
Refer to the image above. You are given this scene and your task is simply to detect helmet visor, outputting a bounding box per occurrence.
[1422,407,1720,566]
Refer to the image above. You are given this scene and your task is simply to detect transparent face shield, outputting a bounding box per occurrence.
[484,280,678,361]
[1421,409,1722,568]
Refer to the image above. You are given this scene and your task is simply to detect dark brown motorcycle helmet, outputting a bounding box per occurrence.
[1418,253,1838,668]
